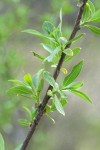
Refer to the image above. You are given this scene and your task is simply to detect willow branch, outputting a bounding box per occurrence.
[20,0,88,149]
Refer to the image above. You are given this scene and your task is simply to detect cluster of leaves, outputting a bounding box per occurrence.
[7,0,100,126]
[80,0,100,34]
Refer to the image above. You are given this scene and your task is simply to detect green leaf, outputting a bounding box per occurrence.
[8,80,28,86]
[82,3,91,22]
[18,119,30,126]
[41,43,53,53]
[31,51,45,60]
[45,105,51,113]
[37,79,44,94]
[60,37,68,45]
[15,144,22,150]
[7,86,33,95]
[31,108,37,120]
[54,95,65,116]
[42,71,55,88]
[46,113,55,124]
[58,9,62,33]
[86,25,100,35]
[89,9,100,22]
[22,29,45,38]
[88,0,95,15]
[23,106,32,121]
[67,33,85,45]
[32,69,44,89]
[60,97,67,107]
[65,47,81,62]
[62,81,83,90]
[22,29,56,43]
[24,73,32,86]
[44,46,61,62]
[63,61,83,87]
[0,133,5,150]
[70,89,92,103]
[64,48,73,56]
[42,21,54,35]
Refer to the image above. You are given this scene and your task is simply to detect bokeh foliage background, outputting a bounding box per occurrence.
[0,0,100,150]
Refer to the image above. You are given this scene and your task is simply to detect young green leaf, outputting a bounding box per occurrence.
[82,3,91,22]
[23,106,32,121]
[24,73,32,86]
[32,69,44,89]
[46,113,55,124]
[37,79,44,95]
[65,47,81,62]
[0,133,5,150]
[58,9,62,33]
[67,33,85,45]
[64,48,73,56]
[63,61,83,87]
[31,51,45,60]
[41,43,53,53]
[70,89,92,103]
[54,95,65,116]
[22,29,56,43]
[42,71,55,88]
[7,86,33,95]
[60,37,68,45]
[62,81,83,90]
[42,21,54,35]
[8,80,28,87]
[88,0,95,15]
[44,46,61,62]
[89,9,100,22]
[18,119,30,126]
[86,25,100,35]
[22,29,45,38]
[31,108,37,120]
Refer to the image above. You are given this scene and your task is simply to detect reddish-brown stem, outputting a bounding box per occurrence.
[20,0,88,149]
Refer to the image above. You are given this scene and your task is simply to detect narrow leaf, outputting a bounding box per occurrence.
[0,133,5,150]
[90,9,100,22]
[65,47,81,62]
[42,71,55,87]
[42,21,54,35]
[31,51,45,60]
[63,61,83,87]
[88,0,95,15]
[23,106,32,121]
[32,69,44,89]
[64,48,73,56]
[67,33,85,45]
[46,113,55,124]
[54,95,65,116]
[18,119,30,126]
[44,46,61,62]
[62,81,83,90]
[37,79,44,94]
[24,73,32,86]
[7,86,32,95]
[8,80,27,86]
[82,3,91,22]
[86,25,100,35]
[70,89,92,103]
[41,43,53,53]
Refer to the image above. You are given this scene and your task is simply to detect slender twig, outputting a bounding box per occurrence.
[20,0,88,149]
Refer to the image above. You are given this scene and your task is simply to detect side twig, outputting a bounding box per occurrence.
[20,0,88,149]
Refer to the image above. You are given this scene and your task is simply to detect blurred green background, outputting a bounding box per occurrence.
[0,0,100,150]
